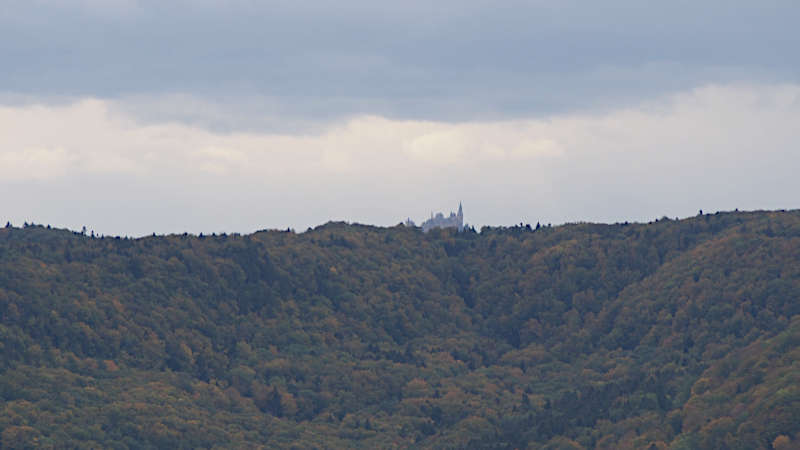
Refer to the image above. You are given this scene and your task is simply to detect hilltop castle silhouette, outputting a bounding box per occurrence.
[409,202,464,232]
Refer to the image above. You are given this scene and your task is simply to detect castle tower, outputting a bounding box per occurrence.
[420,202,465,232]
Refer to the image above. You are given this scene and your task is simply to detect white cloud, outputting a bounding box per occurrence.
[1,83,799,235]
[0,101,571,181]
[0,146,74,181]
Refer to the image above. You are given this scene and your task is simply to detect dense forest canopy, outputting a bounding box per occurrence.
[1,210,799,449]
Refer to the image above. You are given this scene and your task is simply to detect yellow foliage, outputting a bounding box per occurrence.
[403,378,430,398]
[773,435,792,450]
[1,426,41,448]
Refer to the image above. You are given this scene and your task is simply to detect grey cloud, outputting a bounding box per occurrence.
[2,1,798,128]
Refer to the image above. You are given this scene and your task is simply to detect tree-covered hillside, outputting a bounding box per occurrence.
[1,211,799,449]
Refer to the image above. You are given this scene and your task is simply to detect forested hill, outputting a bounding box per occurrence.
[1,211,800,449]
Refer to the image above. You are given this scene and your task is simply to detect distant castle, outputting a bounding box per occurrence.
[407,202,464,232]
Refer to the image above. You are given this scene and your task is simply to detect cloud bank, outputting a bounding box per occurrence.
[2,83,798,236]
[2,1,798,127]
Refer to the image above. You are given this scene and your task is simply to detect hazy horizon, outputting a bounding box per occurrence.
[7,205,794,239]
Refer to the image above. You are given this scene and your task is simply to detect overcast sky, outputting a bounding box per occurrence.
[2,1,799,236]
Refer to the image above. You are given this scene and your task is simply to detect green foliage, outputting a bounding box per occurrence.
[1,212,799,448]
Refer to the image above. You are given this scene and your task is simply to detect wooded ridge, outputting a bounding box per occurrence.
[1,210,799,448]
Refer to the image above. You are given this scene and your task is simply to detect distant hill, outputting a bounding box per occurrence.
[1,211,799,449]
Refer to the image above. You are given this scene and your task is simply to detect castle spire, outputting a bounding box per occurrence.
[420,202,464,232]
